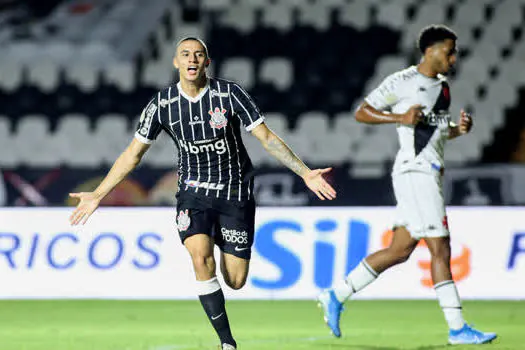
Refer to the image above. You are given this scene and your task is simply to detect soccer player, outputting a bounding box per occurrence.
[69,37,336,350]
[318,25,496,344]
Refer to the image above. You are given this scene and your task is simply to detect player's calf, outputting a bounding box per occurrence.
[197,277,237,349]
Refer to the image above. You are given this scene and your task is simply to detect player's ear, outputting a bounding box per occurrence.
[173,56,179,70]
[205,58,211,67]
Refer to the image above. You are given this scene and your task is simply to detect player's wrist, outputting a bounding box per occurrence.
[393,114,405,124]
[92,190,105,201]
[300,167,311,180]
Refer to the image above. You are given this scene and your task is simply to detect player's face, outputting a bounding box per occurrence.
[429,39,457,75]
[173,40,210,82]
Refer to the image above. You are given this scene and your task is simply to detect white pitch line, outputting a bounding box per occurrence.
[148,335,333,350]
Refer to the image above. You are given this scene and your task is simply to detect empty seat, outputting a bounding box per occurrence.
[66,61,101,93]
[264,113,289,136]
[275,0,309,7]
[104,61,136,92]
[220,57,254,90]
[14,115,59,167]
[259,57,293,91]
[456,56,490,85]
[352,126,398,163]
[243,0,270,9]
[411,2,447,26]
[0,59,23,92]
[28,61,60,93]
[491,0,523,27]
[484,78,518,108]
[141,61,175,89]
[376,1,408,30]
[95,114,131,164]
[55,114,101,167]
[0,116,17,167]
[320,0,349,9]
[5,42,41,64]
[219,6,256,34]
[453,80,478,105]
[452,0,487,28]
[261,4,293,31]
[472,42,502,66]
[481,22,513,48]
[338,2,371,30]
[497,59,525,85]
[201,0,233,10]
[298,4,331,31]
[41,41,76,64]
[77,42,116,65]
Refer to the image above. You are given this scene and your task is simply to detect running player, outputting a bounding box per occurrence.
[318,25,496,345]
[69,37,336,350]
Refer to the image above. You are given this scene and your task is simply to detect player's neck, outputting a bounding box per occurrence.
[179,76,208,97]
[417,62,438,79]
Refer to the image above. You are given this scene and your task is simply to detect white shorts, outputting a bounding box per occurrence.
[392,171,449,239]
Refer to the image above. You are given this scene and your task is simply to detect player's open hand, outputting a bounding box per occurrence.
[401,104,425,125]
[69,192,101,225]
[302,168,336,200]
[459,109,473,134]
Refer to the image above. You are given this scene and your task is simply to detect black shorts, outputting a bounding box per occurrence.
[176,190,256,260]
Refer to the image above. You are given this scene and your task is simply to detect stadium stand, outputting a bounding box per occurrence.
[1,0,525,205]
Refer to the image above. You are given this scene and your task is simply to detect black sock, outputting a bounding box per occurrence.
[199,289,236,347]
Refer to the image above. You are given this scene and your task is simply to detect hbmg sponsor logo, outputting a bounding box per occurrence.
[178,138,227,155]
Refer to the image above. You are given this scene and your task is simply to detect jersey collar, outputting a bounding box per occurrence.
[177,79,210,103]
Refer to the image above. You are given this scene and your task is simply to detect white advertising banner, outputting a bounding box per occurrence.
[0,207,524,299]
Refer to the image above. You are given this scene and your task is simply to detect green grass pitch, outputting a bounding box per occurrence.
[0,300,522,350]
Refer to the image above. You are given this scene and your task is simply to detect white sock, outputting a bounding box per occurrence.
[434,280,465,330]
[196,276,221,295]
[333,260,378,303]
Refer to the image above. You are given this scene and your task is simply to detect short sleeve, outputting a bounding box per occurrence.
[364,73,401,111]
[134,95,163,144]
[229,83,265,131]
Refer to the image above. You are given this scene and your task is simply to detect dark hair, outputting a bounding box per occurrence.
[175,36,209,57]
[418,25,457,53]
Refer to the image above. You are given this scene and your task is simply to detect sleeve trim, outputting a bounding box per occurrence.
[363,97,381,110]
[246,117,265,131]
[134,132,154,144]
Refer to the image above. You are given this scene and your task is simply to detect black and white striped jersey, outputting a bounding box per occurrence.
[134,77,264,202]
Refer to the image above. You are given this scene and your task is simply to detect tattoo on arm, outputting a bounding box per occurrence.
[265,135,309,177]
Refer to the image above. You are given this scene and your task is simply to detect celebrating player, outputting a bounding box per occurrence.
[69,37,336,350]
[318,25,496,344]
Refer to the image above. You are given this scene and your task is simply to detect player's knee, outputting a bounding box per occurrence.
[388,247,412,264]
[191,254,215,274]
[394,251,411,264]
[225,275,246,290]
[428,243,451,261]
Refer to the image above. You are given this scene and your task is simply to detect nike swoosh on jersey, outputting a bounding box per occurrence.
[234,246,249,252]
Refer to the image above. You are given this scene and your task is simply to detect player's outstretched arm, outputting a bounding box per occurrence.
[69,138,151,225]
[251,123,336,200]
[356,102,425,125]
[449,109,473,139]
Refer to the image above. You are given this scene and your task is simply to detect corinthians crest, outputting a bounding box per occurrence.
[177,209,190,231]
[208,107,228,129]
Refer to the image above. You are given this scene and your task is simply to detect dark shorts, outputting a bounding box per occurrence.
[176,191,256,260]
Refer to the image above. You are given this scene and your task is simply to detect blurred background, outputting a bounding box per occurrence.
[2,0,525,208]
[0,1,524,349]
